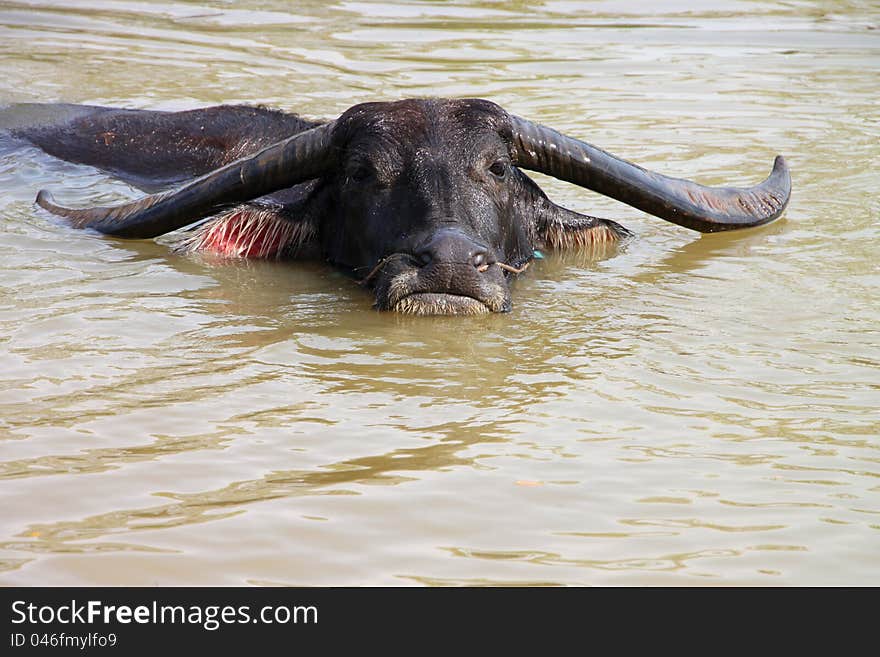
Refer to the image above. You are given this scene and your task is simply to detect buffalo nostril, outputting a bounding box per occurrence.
[414,230,491,269]
[472,250,493,272]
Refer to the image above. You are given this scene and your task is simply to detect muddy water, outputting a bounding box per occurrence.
[0,0,877,585]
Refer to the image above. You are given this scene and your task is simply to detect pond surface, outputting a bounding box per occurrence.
[0,0,877,585]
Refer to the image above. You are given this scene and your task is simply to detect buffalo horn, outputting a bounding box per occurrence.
[36,121,337,238]
[509,115,790,232]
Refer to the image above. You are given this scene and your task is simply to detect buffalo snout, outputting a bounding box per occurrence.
[371,228,512,316]
[415,228,492,270]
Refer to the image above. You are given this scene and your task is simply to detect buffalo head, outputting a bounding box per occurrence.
[33,98,791,315]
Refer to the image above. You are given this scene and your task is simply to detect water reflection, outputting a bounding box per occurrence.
[2,420,506,569]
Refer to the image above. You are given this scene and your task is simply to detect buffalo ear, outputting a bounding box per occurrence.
[509,165,630,254]
[173,196,323,260]
[540,211,631,251]
[532,188,632,252]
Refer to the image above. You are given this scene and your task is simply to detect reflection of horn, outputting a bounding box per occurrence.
[630,218,788,286]
[509,115,791,233]
[12,423,499,548]
[36,121,337,238]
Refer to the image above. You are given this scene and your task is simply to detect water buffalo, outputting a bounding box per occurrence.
[9,99,791,315]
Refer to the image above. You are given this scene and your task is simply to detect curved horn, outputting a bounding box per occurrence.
[36,121,337,239]
[509,115,790,233]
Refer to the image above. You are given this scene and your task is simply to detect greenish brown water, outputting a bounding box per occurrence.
[0,0,877,585]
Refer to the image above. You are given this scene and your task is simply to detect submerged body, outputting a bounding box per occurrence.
[8,99,791,315]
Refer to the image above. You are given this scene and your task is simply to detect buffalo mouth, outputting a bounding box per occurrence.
[371,260,512,316]
[392,292,492,316]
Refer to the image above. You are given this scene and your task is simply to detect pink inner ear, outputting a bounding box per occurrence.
[200,210,288,257]
[181,208,312,259]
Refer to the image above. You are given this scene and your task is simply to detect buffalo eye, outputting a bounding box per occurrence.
[488,160,507,179]
[346,164,373,184]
